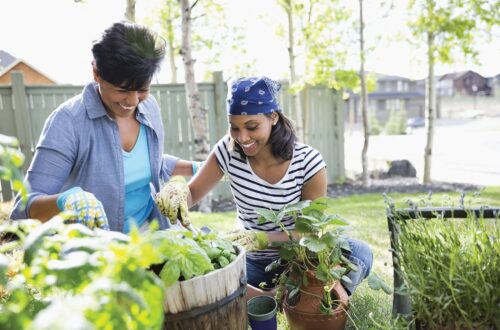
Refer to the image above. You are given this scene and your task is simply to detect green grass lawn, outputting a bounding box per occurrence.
[190,186,500,330]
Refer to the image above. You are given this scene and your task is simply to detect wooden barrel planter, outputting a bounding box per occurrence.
[163,246,247,330]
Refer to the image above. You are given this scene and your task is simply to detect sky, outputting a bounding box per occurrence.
[1,0,499,85]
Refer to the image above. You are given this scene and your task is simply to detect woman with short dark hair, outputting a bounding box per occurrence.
[10,22,196,233]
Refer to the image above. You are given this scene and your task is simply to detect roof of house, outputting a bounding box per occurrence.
[374,73,412,81]
[0,50,56,83]
[439,70,485,81]
[0,50,17,69]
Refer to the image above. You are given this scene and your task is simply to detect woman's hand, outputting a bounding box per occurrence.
[222,230,269,252]
[57,187,109,230]
[155,176,190,226]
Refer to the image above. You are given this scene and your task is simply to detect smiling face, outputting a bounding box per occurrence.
[229,113,278,157]
[93,68,150,119]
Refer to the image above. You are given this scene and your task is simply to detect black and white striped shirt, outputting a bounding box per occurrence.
[214,136,326,259]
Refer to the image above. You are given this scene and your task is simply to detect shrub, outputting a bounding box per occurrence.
[385,109,407,135]
[368,113,382,135]
[396,210,500,328]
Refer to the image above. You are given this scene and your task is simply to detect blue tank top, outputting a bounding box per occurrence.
[122,124,153,233]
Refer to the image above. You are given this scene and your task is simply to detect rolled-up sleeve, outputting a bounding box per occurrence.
[10,109,76,219]
[159,154,179,182]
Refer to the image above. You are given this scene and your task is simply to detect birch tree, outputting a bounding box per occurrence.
[277,0,352,143]
[125,0,136,22]
[408,0,499,183]
[358,0,370,187]
[153,0,248,83]
[158,0,180,83]
[180,0,211,212]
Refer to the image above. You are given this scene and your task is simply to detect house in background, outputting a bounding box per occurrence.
[0,50,56,85]
[347,73,425,124]
[347,69,500,124]
[437,70,491,97]
[487,73,500,97]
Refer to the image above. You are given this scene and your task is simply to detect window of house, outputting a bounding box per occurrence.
[387,99,401,110]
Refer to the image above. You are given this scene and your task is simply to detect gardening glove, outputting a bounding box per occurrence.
[56,187,109,230]
[222,230,269,252]
[155,176,190,226]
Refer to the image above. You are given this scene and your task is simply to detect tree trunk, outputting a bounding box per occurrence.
[125,0,136,22]
[166,19,178,83]
[285,0,305,142]
[359,0,370,187]
[423,31,435,183]
[180,0,212,212]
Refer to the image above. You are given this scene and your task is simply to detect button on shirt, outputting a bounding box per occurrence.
[10,82,178,232]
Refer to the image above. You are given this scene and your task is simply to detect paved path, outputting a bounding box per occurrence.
[344,117,500,186]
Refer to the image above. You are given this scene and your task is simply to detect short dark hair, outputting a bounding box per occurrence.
[92,22,165,90]
[231,112,297,161]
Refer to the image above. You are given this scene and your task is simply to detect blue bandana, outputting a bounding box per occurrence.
[227,76,282,115]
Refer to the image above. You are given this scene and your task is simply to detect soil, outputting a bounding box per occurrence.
[211,177,481,212]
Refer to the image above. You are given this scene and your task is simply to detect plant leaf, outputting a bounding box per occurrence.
[324,215,349,227]
[159,260,181,288]
[368,273,392,294]
[294,218,314,233]
[300,236,327,253]
[315,263,330,282]
[279,245,296,261]
[255,208,278,223]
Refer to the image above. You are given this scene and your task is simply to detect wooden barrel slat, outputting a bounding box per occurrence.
[164,246,247,330]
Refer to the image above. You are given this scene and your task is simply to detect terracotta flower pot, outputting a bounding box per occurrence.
[283,270,349,330]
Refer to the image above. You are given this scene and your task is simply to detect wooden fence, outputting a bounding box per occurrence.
[0,71,344,202]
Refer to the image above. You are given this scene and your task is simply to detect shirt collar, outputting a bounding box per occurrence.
[83,82,108,119]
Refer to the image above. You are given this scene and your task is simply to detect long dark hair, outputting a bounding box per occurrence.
[231,112,297,161]
[92,22,165,90]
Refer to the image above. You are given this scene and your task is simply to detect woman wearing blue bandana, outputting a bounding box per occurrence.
[155,76,373,299]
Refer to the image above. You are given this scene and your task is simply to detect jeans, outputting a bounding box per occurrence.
[246,237,373,295]
[342,238,373,295]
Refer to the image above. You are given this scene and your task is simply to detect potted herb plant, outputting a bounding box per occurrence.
[256,197,360,330]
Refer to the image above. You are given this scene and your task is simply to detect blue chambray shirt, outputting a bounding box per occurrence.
[10,82,177,232]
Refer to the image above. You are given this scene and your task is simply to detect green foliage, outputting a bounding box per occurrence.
[0,219,165,329]
[368,113,382,135]
[149,230,237,287]
[150,0,251,80]
[277,0,354,91]
[257,197,389,315]
[0,134,28,203]
[408,0,500,66]
[384,109,407,135]
[391,198,500,328]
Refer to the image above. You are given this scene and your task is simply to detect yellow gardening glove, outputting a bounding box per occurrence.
[222,230,269,252]
[155,176,190,226]
[56,187,109,230]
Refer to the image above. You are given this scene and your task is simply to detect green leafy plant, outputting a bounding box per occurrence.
[368,113,382,135]
[0,134,28,202]
[384,109,407,135]
[391,199,500,329]
[148,230,237,288]
[256,197,389,315]
[0,218,165,330]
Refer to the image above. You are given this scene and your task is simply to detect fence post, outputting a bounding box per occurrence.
[11,72,34,173]
[1,179,13,202]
